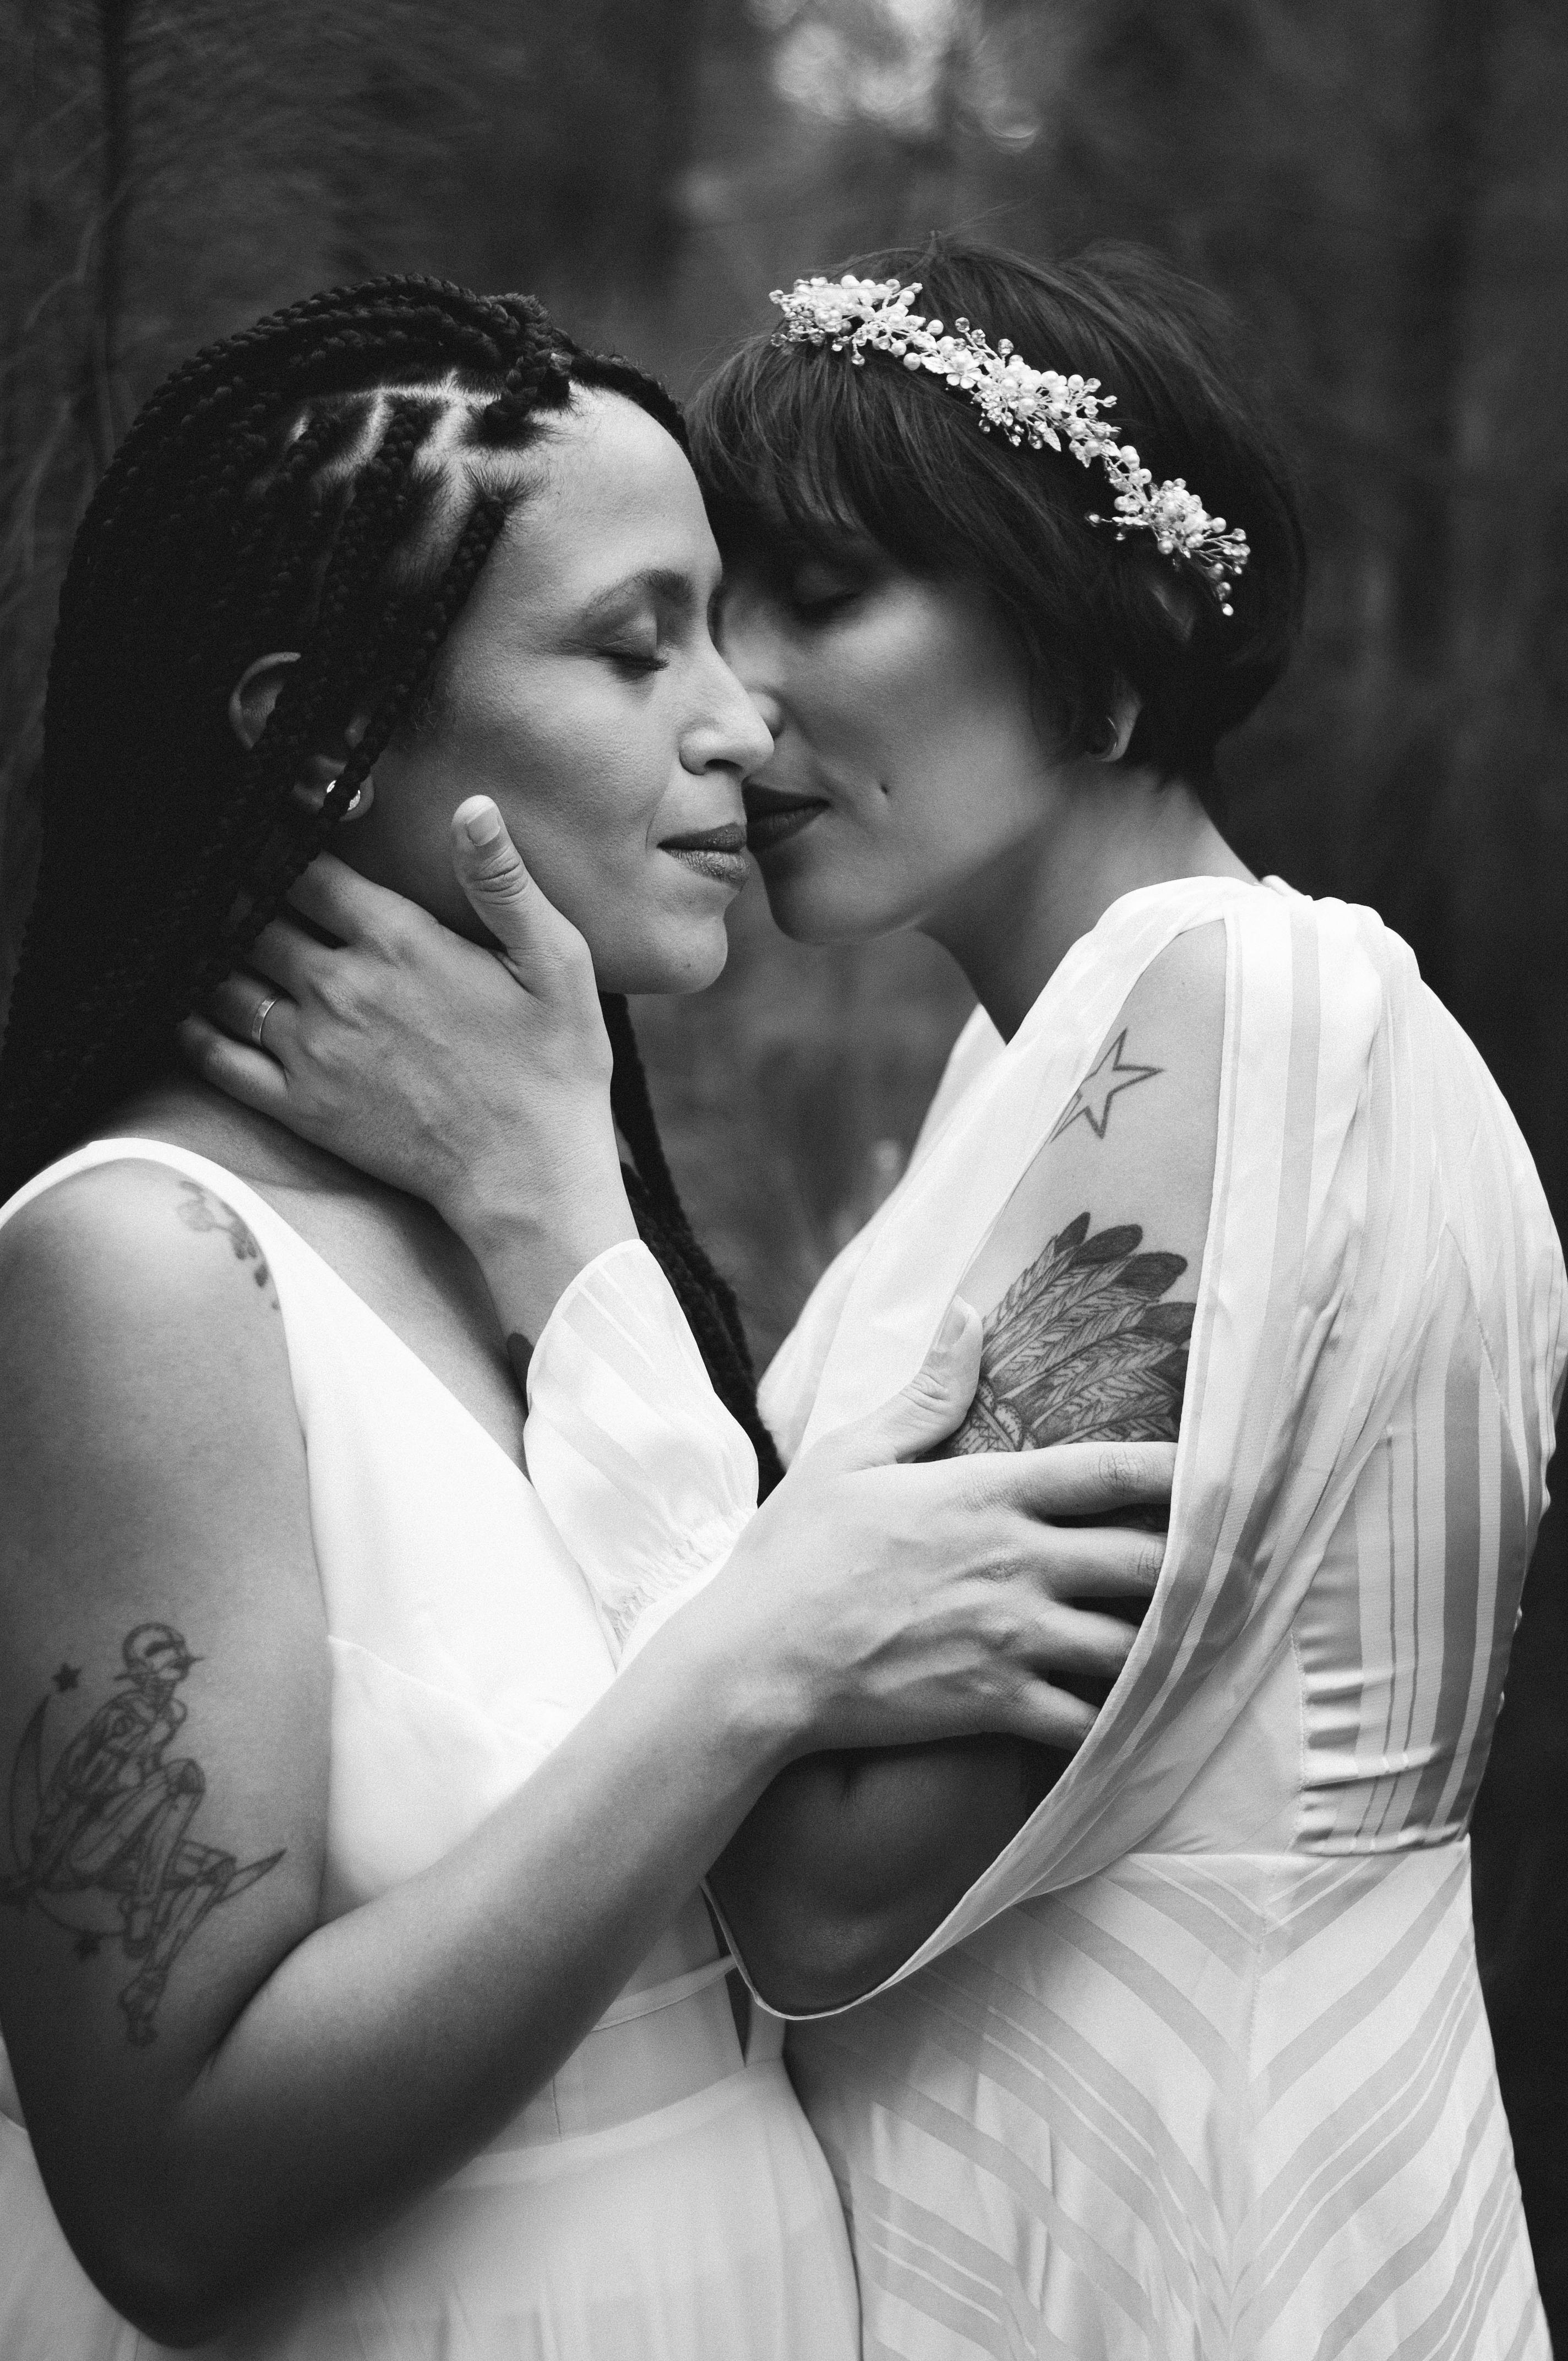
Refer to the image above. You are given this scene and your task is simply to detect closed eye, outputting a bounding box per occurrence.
[601,642,667,677]
[788,561,864,621]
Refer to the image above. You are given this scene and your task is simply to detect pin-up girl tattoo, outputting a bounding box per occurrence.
[0,1625,282,2044]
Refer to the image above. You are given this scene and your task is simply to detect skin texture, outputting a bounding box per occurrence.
[0,389,1179,2337]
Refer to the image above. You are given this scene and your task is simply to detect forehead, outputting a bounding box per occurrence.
[484,393,716,617]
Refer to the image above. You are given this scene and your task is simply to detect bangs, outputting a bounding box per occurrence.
[688,334,955,575]
[686,237,1305,800]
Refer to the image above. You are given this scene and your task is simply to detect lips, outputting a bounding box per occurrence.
[657,820,750,888]
[743,785,829,855]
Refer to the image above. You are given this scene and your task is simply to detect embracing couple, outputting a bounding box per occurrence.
[0,240,1559,2360]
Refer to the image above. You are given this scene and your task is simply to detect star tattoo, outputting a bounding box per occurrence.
[52,1664,81,1693]
[1048,1030,1163,1142]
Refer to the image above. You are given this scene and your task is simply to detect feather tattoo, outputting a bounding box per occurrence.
[950,1212,1193,1456]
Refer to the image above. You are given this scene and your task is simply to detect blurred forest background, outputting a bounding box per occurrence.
[3,0,1566,2326]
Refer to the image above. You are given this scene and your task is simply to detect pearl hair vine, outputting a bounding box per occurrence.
[770,274,1251,614]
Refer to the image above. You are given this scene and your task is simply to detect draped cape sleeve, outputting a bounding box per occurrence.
[526,878,1567,2011]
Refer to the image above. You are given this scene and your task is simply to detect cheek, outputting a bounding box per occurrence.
[859,612,1042,846]
[464,676,659,862]
[349,687,661,944]
[802,601,993,793]
[489,723,657,920]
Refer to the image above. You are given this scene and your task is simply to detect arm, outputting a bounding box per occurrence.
[710,923,1227,2010]
[0,1160,1156,2342]
[0,1162,774,2340]
[182,813,1194,2005]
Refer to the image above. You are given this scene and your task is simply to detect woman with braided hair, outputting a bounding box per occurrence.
[0,274,1178,2355]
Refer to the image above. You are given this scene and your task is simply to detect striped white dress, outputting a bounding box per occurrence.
[526,876,1565,2361]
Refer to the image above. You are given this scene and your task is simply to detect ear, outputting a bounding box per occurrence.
[1096,683,1143,765]
[228,652,376,821]
[228,651,300,750]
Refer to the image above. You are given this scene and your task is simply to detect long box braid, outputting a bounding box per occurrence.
[0,274,783,1491]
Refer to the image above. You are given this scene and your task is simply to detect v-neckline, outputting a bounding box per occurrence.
[86,1137,532,1491]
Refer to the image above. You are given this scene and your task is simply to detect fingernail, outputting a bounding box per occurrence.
[458,797,502,846]
[937,1296,975,1350]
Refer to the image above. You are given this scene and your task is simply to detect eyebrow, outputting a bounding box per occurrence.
[571,566,706,630]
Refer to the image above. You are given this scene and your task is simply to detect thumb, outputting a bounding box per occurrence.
[812,1298,983,1473]
[450,796,581,984]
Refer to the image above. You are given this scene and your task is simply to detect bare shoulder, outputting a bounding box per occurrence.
[0,1156,305,1583]
[1060,917,1227,1133]
[0,1157,282,1340]
[951,920,1227,1456]
[0,1157,328,2130]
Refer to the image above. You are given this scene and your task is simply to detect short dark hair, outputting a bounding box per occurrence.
[690,238,1306,802]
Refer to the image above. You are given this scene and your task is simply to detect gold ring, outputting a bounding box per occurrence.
[250,993,280,1049]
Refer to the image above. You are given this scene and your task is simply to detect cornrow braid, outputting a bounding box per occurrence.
[0,273,779,1486]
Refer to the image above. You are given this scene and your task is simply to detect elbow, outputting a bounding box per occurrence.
[712,1879,906,2017]
[752,1916,902,2017]
[87,2247,245,2349]
[68,2202,272,2348]
[97,2255,265,2349]
[114,2285,236,2352]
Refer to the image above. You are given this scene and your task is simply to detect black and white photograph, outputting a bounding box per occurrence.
[1,2,1564,2354]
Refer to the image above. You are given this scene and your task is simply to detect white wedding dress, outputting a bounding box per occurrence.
[525,878,1564,2360]
[0,1139,860,2360]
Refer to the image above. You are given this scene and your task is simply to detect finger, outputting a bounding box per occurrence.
[987,1680,1099,1753]
[450,799,590,985]
[204,972,298,1057]
[809,1299,983,1473]
[246,915,335,999]
[1024,1597,1143,1682]
[285,851,411,943]
[974,1439,1177,1522]
[1008,1520,1167,1600]
[177,1015,292,1118]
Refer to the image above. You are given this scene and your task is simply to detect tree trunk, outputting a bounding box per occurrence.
[84,0,137,475]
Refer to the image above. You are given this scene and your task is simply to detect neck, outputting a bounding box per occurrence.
[96,1069,373,1202]
[922,764,1254,1039]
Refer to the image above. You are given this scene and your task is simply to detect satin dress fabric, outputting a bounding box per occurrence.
[526,878,1565,2361]
[0,1140,860,2361]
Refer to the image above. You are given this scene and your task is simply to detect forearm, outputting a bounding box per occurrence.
[74,1609,793,2341]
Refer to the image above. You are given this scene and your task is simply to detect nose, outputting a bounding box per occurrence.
[743,682,785,742]
[682,646,777,780]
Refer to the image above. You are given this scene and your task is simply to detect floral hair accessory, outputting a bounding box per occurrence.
[770,273,1250,614]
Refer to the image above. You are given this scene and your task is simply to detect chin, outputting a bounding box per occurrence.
[758,866,893,947]
[595,917,732,998]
